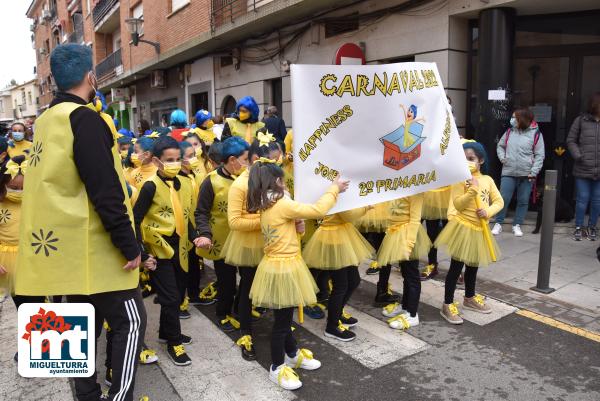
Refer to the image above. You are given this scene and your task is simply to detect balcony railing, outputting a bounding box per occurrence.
[96,48,122,80]
[211,0,254,31]
[93,0,119,26]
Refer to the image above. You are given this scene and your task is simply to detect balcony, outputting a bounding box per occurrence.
[93,0,120,33]
[211,0,274,31]
[96,48,122,81]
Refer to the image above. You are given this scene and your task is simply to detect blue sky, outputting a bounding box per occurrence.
[0,1,37,87]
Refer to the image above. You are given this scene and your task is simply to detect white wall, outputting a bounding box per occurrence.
[186,56,215,116]
[213,0,466,128]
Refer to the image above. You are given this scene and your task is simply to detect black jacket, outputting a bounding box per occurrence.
[50,92,140,261]
[567,113,600,179]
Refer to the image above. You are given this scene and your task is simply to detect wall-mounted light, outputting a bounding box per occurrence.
[125,18,160,54]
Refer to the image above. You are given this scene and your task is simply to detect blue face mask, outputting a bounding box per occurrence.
[12,132,25,142]
[510,117,517,127]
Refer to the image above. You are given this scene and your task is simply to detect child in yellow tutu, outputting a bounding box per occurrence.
[355,201,401,305]
[247,159,349,391]
[303,207,374,341]
[421,186,451,280]
[378,194,431,329]
[436,141,504,324]
[221,133,282,360]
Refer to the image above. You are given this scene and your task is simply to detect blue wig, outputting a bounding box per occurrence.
[117,136,132,145]
[195,109,212,126]
[155,127,172,137]
[221,137,249,161]
[179,141,193,157]
[50,44,93,91]
[409,104,417,118]
[236,96,259,121]
[170,109,188,128]
[137,136,155,152]
[463,141,488,174]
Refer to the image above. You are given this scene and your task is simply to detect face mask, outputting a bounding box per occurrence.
[12,132,25,142]
[467,161,479,174]
[195,146,203,158]
[205,120,215,129]
[5,187,23,203]
[510,117,517,127]
[120,150,129,160]
[187,156,201,170]
[131,153,143,167]
[239,111,250,122]
[161,161,181,178]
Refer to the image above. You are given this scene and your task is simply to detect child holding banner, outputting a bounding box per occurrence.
[302,207,374,341]
[247,159,348,390]
[436,141,504,325]
[378,194,432,329]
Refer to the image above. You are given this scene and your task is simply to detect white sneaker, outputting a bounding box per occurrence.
[270,364,302,391]
[285,349,321,370]
[512,224,523,237]
[491,223,502,235]
[381,302,405,318]
[388,313,419,330]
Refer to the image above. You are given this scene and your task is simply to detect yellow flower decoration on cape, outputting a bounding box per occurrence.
[257,131,275,147]
[146,131,160,138]
[5,159,28,178]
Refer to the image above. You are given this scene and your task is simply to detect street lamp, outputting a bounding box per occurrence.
[125,18,160,54]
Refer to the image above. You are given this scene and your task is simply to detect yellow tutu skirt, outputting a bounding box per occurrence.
[422,187,451,220]
[220,229,264,267]
[434,218,501,267]
[250,254,318,309]
[377,224,432,265]
[302,223,375,270]
[0,244,18,294]
[355,202,390,233]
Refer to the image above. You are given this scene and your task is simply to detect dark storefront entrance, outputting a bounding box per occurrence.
[468,10,600,204]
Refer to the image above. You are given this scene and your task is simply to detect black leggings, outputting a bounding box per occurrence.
[444,259,478,304]
[310,268,331,303]
[187,252,202,299]
[214,259,237,319]
[237,266,256,335]
[425,219,448,265]
[400,260,421,316]
[327,266,361,330]
[271,308,298,367]
[363,231,390,294]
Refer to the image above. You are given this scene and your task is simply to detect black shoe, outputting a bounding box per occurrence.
[14,352,18,362]
[179,310,191,319]
[340,311,358,327]
[374,292,400,306]
[167,344,192,366]
[324,324,356,342]
[218,317,238,333]
[159,334,193,345]
[588,227,597,241]
[105,368,112,386]
[237,335,256,361]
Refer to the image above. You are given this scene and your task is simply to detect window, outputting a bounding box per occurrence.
[21,90,26,105]
[28,91,32,105]
[170,0,190,13]
[0,99,4,113]
[132,3,144,36]
[324,14,359,38]
[220,56,233,67]
[45,39,50,54]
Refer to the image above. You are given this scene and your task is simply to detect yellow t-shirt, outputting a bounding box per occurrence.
[447,172,504,226]
[260,186,339,258]
[388,193,424,245]
[8,140,32,158]
[228,169,260,232]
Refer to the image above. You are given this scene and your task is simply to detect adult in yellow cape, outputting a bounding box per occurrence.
[15,44,150,401]
[221,96,265,143]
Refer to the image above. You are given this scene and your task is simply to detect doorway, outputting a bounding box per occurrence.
[191,92,209,116]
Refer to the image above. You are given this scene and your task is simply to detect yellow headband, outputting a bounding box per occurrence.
[146,131,160,138]
[257,131,275,147]
[257,157,277,164]
[131,138,138,144]
[5,159,28,179]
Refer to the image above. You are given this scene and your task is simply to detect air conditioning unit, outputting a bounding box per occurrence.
[39,48,47,56]
[150,70,166,89]
[42,9,52,20]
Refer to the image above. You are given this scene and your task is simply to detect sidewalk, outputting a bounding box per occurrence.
[434,222,600,333]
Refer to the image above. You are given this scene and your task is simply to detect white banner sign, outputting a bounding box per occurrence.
[291,62,469,214]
